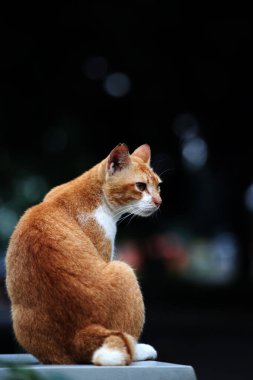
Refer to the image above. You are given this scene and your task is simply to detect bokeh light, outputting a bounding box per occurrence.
[18,175,49,203]
[182,137,208,170]
[0,207,18,240]
[245,183,253,212]
[173,113,198,140]
[210,232,238,282]
[104,72,131,97]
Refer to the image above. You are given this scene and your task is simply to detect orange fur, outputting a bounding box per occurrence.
[5,143,161,365]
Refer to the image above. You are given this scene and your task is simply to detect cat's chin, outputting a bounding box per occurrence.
[134,209,157,217]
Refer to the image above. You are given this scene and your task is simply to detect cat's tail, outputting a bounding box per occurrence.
[73,324,157,365]
[73,324,135,365]
[92,331,135,366]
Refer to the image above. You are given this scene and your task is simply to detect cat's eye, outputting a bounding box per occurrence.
[136,182,147,191]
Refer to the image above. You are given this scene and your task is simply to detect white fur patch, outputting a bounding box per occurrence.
[92,344,126,366]
[94,205,116,242]
[141,191,153,205]
[94,205,116,259]
[77,203,117,259]
[133,343,157,361]
[135,192,156,217]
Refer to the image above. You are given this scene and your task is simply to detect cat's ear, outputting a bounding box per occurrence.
[107,143,131,175]
[132,144,151,164]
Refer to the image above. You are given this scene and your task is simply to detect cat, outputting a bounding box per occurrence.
[5,143,162,366]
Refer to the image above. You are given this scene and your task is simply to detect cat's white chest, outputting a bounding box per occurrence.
[93,205,116,257]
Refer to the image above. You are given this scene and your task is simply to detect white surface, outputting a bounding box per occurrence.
[0,354,197,380]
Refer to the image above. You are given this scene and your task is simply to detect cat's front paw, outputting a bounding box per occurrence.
[134,343,157,361]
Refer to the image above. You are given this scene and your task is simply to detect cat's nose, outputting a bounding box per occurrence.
[152,196,162,207]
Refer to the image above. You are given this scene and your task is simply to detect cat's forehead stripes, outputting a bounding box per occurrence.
[137,165,161,186]
[131,155,159,180]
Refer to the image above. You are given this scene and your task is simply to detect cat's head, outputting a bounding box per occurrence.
[103,143,162,218]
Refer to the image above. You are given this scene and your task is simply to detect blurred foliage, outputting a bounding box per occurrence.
[0,361,44,380]
[0,360,66,380]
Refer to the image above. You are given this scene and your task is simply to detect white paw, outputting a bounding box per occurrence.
[92,344,127,366]
[134,343,157,361]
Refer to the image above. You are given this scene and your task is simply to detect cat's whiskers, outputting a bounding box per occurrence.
[158,167,174,179]
[112,206,134,221]
[135,203,159,217]
[126,213,138,226]
[151,208,160,221]
[112,209,129,219]
[117,213,133,225]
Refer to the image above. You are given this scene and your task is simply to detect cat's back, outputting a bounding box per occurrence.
[6,199,76,292]
[7,170,93,260]
[5,188,102,305]
[6,202,56,276]
[7,200,63,258]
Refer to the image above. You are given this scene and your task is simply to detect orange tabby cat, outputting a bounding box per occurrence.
[5,143,162,365]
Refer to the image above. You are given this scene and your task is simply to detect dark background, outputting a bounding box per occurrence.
[1,3,253,379]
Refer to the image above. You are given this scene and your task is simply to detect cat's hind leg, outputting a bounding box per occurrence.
[72,324,136,365]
